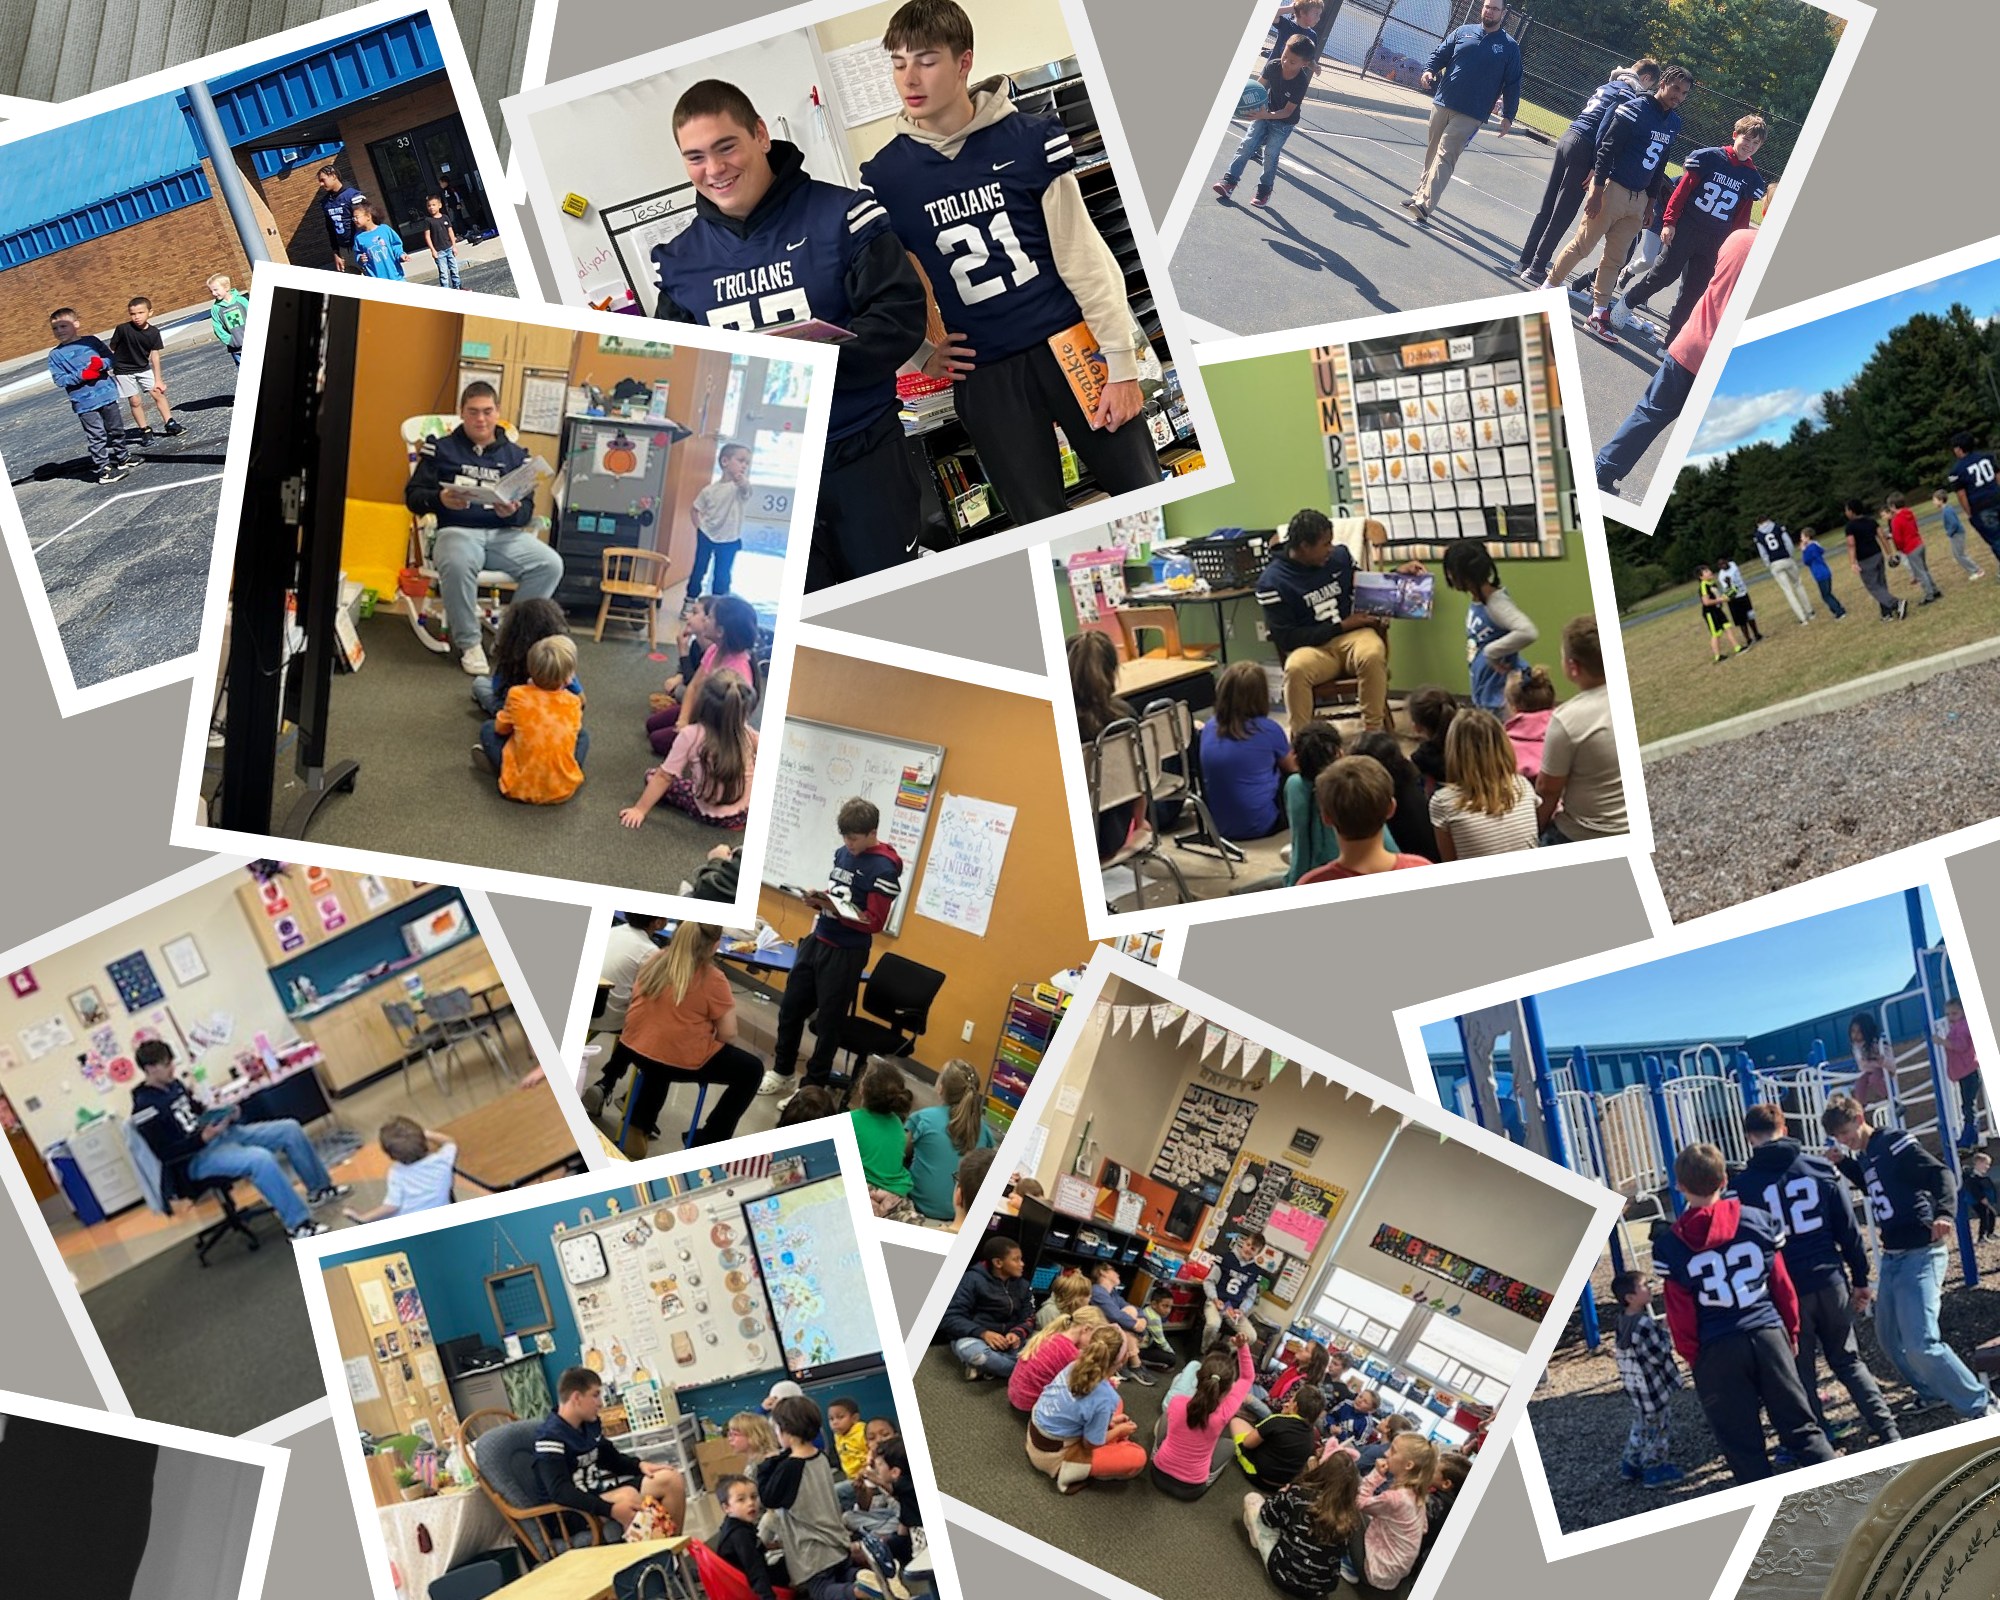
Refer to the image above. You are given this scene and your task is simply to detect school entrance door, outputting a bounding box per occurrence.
[366,115,488,251]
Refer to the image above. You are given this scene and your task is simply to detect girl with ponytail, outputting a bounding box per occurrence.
[1150,1325,1259,1500]
[1025,1325,1148,1493]
[904,1058,998,1222]
[1006,1307,1108,1413]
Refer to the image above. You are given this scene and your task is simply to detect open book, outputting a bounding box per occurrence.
[451,455,553,507]
[1349,570,1435,621]
[763,319,857,344]
[777,885,871,924]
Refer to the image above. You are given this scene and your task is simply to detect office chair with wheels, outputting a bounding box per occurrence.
[834,955,947,1085]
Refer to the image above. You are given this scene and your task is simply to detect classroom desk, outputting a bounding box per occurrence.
[1114,655,1217,699]
[489,1538,694,1600]
[376,1488,508,1599]
[441,1079,584,1192]
[1119,585,1260,663]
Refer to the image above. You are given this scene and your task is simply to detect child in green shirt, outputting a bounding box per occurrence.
[851,1061,920,1223]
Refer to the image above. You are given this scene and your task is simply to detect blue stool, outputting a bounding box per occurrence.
[616,1070,709,1152]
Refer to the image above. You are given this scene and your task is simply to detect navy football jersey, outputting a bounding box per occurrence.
[1950,451,2000,511]
[1674,146,1766,232]
[652,143,898,441]
[1751,522,1791,564]
[1566,77,1638,143]
[862,107,1087,365]
[1596,96,1681,192]
[1654,1202,1787,1347]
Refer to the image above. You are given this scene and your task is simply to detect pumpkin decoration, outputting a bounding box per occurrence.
[604,432,638,474]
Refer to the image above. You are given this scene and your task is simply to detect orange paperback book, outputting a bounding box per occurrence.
[1048,321,1109,419]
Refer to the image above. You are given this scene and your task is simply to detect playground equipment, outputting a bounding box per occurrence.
[1446,890,1978,1348]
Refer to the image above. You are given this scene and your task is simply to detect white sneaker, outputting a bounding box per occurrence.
[1607,296,1633,330]
[757,1070,790,1096]
[459,644,489,675]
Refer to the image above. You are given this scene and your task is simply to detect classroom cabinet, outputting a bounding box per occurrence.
[293,936,500,1094]
[324,1251,461,1447]
[234,868,419,965]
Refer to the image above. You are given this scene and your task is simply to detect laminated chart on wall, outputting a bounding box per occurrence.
[1209,1153,1343,1308]
[557,1179,781,1415]
[1151,1082,1259,1201]
[821,38,903,126]
[912,794,1016,938]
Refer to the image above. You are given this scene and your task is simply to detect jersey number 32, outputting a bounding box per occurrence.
[1686,1241,1769,1309]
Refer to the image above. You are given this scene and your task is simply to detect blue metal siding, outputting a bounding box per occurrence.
[249,140,347,181]
[0,95,201,237]
[206,14,444,147]
[0,167,213,270]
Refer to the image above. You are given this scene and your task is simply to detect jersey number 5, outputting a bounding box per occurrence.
[1641,132,1670,173]
[1686,1241,1768,1309]
[706,287,813,331]
[935,214,1040,305]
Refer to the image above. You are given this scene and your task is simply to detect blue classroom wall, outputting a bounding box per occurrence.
[321,1143,910,1436]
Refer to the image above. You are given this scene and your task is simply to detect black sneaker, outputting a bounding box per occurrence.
[96,465,129,485]
[163,417,186,435]
[309,1184,353,1206]
[289,1220,332,1239]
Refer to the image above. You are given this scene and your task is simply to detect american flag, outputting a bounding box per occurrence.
[723,1154,773,1180]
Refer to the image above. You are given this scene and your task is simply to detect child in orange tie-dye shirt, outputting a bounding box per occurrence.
[478,633,586,803]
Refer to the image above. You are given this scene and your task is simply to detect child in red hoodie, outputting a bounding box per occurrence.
[1651,1143,1835,1483]
[1887,493,1942,604]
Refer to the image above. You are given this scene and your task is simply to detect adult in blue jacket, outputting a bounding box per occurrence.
[403,380,565,676]
[940,1234,1035,1380]
[1405,0,1521,224]
[1543,65,1692,340]
[1515,60,1657,283]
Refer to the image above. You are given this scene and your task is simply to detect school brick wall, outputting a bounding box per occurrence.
[0,158,256,363]
[251,77,475,268]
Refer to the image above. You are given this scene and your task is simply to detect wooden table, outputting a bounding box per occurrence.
[1114,655,1217,700]
[441,1078,585,1192]
[1120,584,1260,663]
[489,1537,693,1600]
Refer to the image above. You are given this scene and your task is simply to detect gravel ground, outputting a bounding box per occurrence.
[1645,657,2000,922]
[1532,1224,2000,1536]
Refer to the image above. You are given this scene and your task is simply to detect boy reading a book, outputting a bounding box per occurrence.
[861,0,1163,524]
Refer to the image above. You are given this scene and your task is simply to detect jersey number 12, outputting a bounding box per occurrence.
[935,213,1040,305]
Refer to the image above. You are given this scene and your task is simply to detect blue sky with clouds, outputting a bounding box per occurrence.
[1419,887,1940,1056]
[1688,258,2000,469]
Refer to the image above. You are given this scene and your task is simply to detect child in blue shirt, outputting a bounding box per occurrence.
[1796,527,1847,620]
[46,307,134,485]
[1441,540,1539,711]
[1088,1263,1157,1386]
[350,198,407,280]
[1199,660,1294,841]
[1934,489,1985,578]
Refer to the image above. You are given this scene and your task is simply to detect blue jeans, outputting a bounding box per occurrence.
[190,1118,333,1230]
[481,721,588,771]
[951,1335,1017,1377]
[470,675,504,716]
[432,527,565,654]
[1595,354,1695,491]
[1225,118,1297,194]
[1875,1245,1990,1418]
[434,246,461,289]
[1971,504,2000,561]
[1810,572,1846,618]
[687,531,739,597]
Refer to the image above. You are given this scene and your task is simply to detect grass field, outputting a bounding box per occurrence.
[1622,513,1998,743]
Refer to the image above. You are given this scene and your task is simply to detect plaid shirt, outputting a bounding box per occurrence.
[1614,1309,1681,1412]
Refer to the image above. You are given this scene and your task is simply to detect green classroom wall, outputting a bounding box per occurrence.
[1070,345,1597,701]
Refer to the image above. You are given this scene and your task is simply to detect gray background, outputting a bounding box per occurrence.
[0,0,1991,1595]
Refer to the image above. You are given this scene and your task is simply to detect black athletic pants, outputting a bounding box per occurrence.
[1518,132,1593,277]
[1693,1324,1835,1484]
[1621,225,1725,344]
[610,1038,764,1147]
[954,343,1163,525]
[3,1419,156,1595]
[1795,1277,1899,1443]
[811,405,924,592]
[773,938,870,1084]
[1728,594,1761,639]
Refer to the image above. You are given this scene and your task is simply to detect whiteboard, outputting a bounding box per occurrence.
[764,718,945,938]
[517,30,856,302]
[556,1177,776,1401]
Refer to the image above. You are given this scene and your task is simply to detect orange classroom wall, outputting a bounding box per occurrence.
[761,650,1098,1074]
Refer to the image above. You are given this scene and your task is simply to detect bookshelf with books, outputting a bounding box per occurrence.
[900,57,1201,545]
[986,981,1069,1137]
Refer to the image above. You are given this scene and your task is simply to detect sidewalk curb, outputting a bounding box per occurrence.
[1641,634,2000,763]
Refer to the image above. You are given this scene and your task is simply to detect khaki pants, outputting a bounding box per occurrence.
[1413,105,1481,212]
[1282,631,1388,732]
[1546,179,1650,305]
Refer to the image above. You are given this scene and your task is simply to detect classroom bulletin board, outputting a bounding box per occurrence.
[1151,1082,1258,1201]
[1209,1153,1347,1310]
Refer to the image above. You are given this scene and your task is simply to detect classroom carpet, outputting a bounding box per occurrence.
[83,1210,329,1434]
[263,612,742,893]
[911,1344,1410,1600]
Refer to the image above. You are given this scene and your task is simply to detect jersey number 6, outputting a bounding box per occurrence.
[935,214,1041,305]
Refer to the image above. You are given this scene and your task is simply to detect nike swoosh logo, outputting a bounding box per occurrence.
[786,237,807,250]
[992,160,1014,171]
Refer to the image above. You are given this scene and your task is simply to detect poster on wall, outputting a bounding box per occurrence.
[105,951,164,1013]
[1369,1224,1554,1322]
[359,875,393,911]
[912,793,1015,938]
[18,1015,74,1061]
[1151,1082,1259,1200]
[317,894,348,933]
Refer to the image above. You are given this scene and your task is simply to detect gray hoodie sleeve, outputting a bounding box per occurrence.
[1479,588,1539,660]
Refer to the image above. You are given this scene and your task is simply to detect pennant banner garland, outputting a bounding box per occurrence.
[1220,1032,1243,1074]
[1270,1053,1288,1081]
[1152,1002,1181,1036]
[1202,1023,1225,1061]
[1180,1010,1204,1045]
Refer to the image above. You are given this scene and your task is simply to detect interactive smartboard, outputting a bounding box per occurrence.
[743,1178,880,1382]
[763,718,945,938]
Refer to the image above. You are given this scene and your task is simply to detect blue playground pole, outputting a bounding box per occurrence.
[1643,1053,1684,1216]
[1907,889,1978,1287]
[1522,996,1601,1350]
[1733,1047,1760,1110]
[1571,1045,1600,1097]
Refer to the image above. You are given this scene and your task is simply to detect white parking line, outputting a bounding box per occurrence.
[30,472,225,554]
[1281,133,1535,216]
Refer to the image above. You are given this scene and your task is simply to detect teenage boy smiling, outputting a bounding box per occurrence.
[861,0,1163,524]
[650,80,930,590]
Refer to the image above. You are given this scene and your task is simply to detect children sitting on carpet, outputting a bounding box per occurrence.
[1406,686,1458,787]
[1282,722,1345,885]
[851,1060,921,1223]
[1244,1451,1362,1600]
[760,1395,857,1599]
[1349,732,1441,864]
[904,1059,997,1223]
[620,669,757,830]
[1339,1432,1438,1593]
[1228,1384,1325,1490]
[1088,1262,1158,1386]
[1007,1306,1110,1413]
[1151,1330,1257,1499]
[472,598,576,717]
[1027,1325,1149,1493]
[1502,665,1556,781]
[341,1117,456,1223]
[1035,1269,1092,1332]
[1296,758,1432,883]
[478,633,587,803]
[711,1475,785,1600]
[649,593,758,755]
[1197,661,1294,843]
[1429,708,1538,859]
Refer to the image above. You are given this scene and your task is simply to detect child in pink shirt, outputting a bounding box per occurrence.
[621,671,757,830]
[1149,1334,1256,1499]
[1006,1309,1107,1413]
[1942,997,1985,1148]
[1338,1433,1437,1591]
[1502,665,1556,782]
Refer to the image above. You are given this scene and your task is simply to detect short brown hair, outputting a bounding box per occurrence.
[527,633,578,692]
[557,1366,602,1402]
[459,380,499,407]
[1821,1094,1865,1138]
[48,306,79,322]
[1212,660,1274,740]
[128,296,152,311]
[769,1393,822,1444]
[1733,114,1767,140]
[882,0,974,56]
[1743,1103,1786,1140]
[1316,756,1394,840]
[837,797,880,835]
[379,1115,429,1163]
[1561,616,1603,679]
[673,79,762,136]
[1675,1143,1728,1198]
